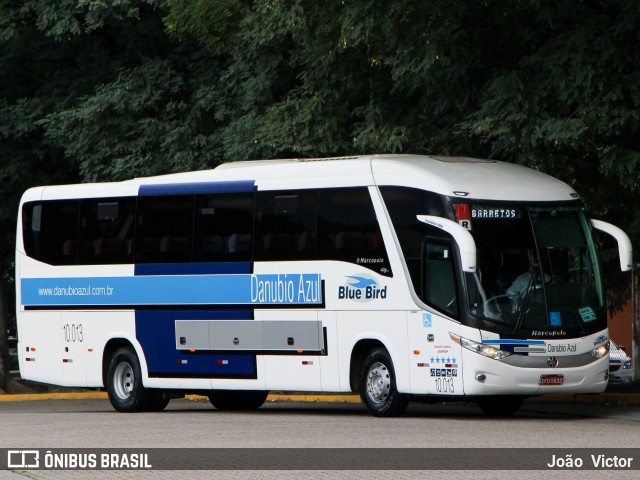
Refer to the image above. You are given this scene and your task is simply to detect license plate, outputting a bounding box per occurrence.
[540,374,564,385]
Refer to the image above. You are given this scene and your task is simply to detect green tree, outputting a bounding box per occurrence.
[43,53,227,182]
[164,1,639,222]
[458,1,640,237]
[0,0,178,366]
[166,1,490,159]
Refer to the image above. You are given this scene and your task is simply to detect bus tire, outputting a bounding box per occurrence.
[208,390,269,411]
[477,396,524,417]
[359,348,408,417]
[106,347,155,412]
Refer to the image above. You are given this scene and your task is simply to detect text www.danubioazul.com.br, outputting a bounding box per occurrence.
[37,285,114,297]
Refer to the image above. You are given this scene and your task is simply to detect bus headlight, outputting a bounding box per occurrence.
[589,341,609,359]
[450,333,511,360]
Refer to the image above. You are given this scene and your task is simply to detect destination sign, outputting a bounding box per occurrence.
[471,207,522,219]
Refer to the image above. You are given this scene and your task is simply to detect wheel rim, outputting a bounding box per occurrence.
[113,361,135,400]
[366,362,391,404]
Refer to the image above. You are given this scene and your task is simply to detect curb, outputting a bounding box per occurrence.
[0,391,361,403]
[0,392,109,402]
[266,393,360,404]
[1,391,638,404]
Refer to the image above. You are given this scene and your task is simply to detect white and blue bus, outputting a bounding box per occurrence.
[15,155,633,416]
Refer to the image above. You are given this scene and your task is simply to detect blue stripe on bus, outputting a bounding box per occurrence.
[136,309,256,378]
[481,338,546,354]
[21,273,322,306]
[481,339,546,345]
[138,180,255,196]
[135,262,251,276]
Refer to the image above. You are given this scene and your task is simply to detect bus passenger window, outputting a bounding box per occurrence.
[136,195,194,263]
[194,193,254,262]
[22,203,41,262]
[254,190,317,261]
[22,200,80,265]
[317,187,392,276]
[79,197,136,265]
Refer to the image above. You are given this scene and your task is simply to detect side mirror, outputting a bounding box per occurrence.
[591,219,633,272]
[416,215,477,273]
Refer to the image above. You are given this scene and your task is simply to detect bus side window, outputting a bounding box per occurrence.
[423,241,458,317]
[79,197,136,265]
[317,187,392,276]
[22,200,80,265]
[254,190,317,262]
[22,202,42,262]
[136,195,194,263]
[194,193,254,262]
[380,186,447,289]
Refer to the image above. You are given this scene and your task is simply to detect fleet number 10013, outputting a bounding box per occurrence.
[435,377,454,393]
[62,323,83,343]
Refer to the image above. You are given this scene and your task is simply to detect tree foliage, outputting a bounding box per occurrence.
[458,1,640,230]
[0,0,174,335]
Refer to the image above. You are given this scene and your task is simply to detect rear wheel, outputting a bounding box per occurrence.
[359,348,408,417]
[477,396,524,417]
[106,347,155,412]
[208,390,269,410]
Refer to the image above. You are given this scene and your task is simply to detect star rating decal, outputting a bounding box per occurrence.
[429,356,457,365]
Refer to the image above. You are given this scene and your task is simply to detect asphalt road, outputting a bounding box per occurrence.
[0,397,638,479]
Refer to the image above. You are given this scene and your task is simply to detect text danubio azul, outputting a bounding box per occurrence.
[251,274,321,304]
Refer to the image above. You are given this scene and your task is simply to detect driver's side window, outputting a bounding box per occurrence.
[423,240,458,317]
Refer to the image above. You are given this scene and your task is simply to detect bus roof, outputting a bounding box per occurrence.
[27,154,578,202]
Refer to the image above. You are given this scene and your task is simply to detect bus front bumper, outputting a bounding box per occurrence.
[461,350,609,396]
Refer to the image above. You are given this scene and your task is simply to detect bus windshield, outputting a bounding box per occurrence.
[457,204,605,334]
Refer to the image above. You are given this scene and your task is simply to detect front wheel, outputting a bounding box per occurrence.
[359,348,408,417]
[106,347,155,412]
[208,390,269,411]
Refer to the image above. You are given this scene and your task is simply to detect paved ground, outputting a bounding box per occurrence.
[0,395,638,479]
